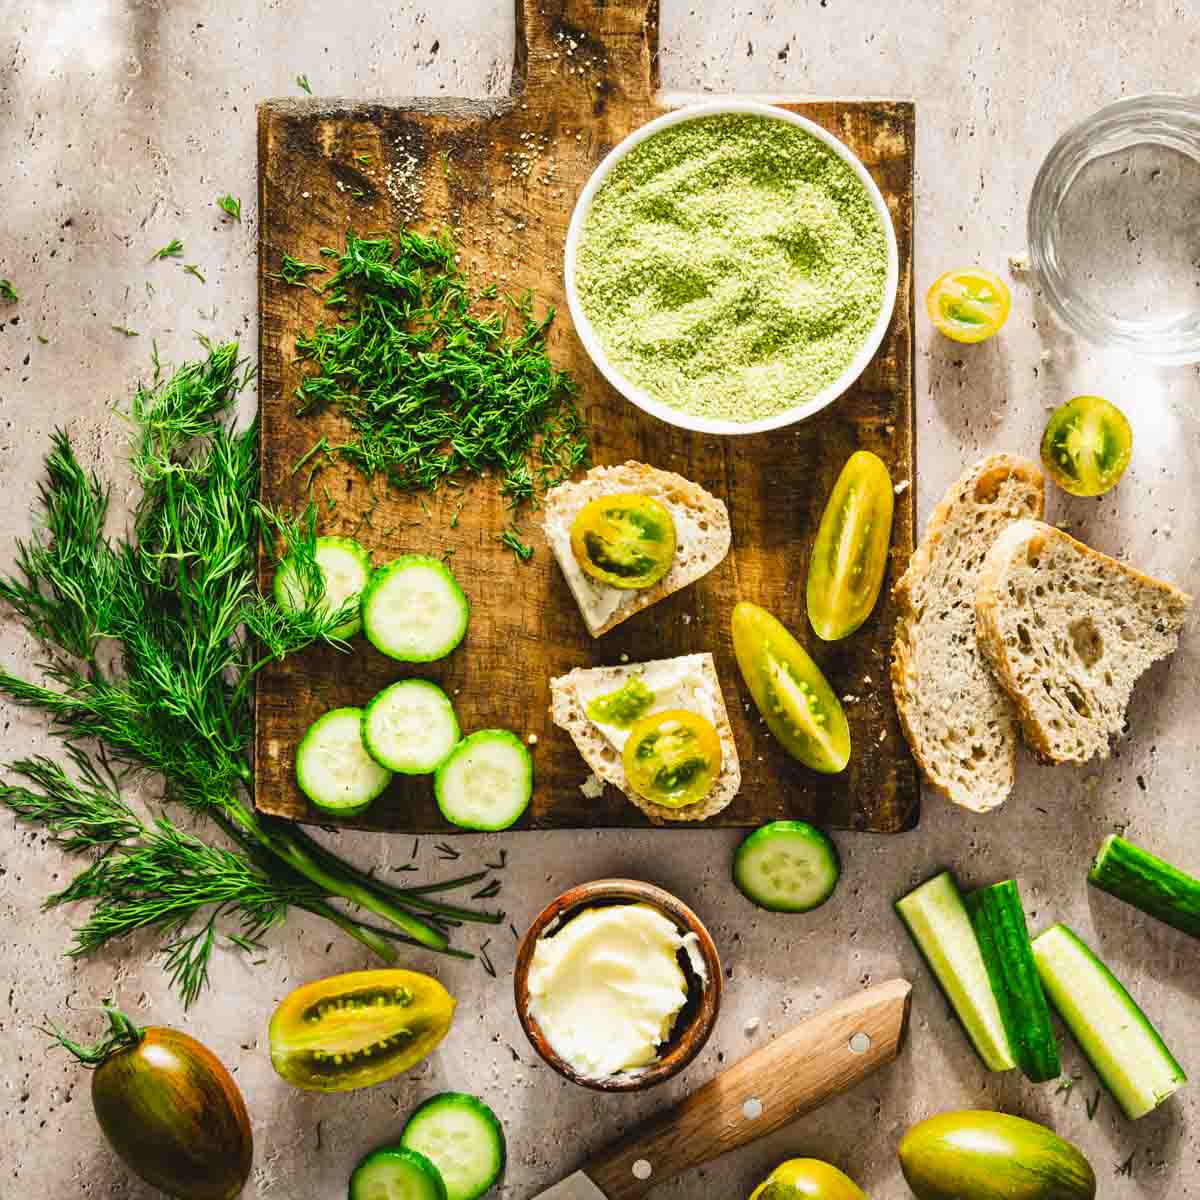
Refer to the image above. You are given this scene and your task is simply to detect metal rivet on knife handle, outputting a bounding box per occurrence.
[742,1096,764,1120]
[632,1160,652,1181]
[849,1031,872,1054]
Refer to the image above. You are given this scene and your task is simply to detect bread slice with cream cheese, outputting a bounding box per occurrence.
[549,652,741,823]
[975,519,1192,765]
[542,462,731,637]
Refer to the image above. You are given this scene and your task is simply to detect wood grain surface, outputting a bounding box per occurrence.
[582,978,913,1200]
[255,0,918,832]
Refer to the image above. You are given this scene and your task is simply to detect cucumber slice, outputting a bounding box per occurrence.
[274,535,371,639]
[895,871,1016,1072]
[349,1147,447,1200]
[401,1093,506,1200]
[1032,923,1187,1120]
[965,880,1060,1083]
[363,680,460,774]
[296,707,391,817]
[434,731,531,832]
[362,556,469,663]
[733,821,841,913]
[1088,834,1200,940]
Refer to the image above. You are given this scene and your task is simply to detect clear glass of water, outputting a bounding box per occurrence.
[1028,94,1200,364]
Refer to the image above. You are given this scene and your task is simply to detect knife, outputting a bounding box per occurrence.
[532,977,911,1200]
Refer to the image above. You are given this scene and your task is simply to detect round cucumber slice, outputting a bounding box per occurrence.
[363,680,461,774]
[349,1146,447,1200]
[400,1092,506,1200]
[274,535,372,639]
[295,707,391,817]
[733,821,841,912]
[362,556,469,663]
[434,730,532,832]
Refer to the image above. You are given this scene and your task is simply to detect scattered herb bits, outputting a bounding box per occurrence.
[216,194,242,222]
[150,239,183,261]
[1,278,18,302]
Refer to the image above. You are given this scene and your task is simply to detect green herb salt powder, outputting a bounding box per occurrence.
[575,113,889,422]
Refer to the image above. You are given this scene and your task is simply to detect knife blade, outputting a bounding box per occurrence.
[529,978,911,1200]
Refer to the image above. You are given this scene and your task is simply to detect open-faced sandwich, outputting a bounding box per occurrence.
[550,652,741,823]
[542,461,731,637]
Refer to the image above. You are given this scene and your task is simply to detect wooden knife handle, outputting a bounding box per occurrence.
[583,978,912,1200]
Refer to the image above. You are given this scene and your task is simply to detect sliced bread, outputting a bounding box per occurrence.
[542,462,731,637]
[891,454,1046,812]
[549,652,741,823]
[976,520,1192,765]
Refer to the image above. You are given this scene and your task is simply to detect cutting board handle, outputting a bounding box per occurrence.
[582,978,912,1200]
[513,0,660,108]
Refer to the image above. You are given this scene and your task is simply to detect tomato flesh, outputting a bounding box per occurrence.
[807,450,895,641]
[927,267,1011,343]
[269,969,456,1092]
[732,601,850,774]
[570,493,676,589]
[622,708,722,808]
[1041,395,1132,497]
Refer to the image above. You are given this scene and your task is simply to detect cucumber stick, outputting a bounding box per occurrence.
[1088,834,1200,940]
[1032,923,1186,1120]
[896,871,1016,1072]
[965,880,1060,1083]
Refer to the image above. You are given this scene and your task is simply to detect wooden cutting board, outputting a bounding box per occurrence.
[254,0,918,833]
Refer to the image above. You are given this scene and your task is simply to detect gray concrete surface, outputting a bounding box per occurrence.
[2,2,1198,1197]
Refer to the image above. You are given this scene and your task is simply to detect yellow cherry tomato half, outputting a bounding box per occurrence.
[926,267,1011,343]
[622,708,722,809]
[749,1158,868,1200]
[731,601,850,774]
[807,450,895,641]
[268,969,456,1092]
[570,493,677,589]
[1040,395,1132,497]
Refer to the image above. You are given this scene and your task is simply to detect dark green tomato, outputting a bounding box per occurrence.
[92,1027,253,1200]
[899,1111,1096,1200]
[1040,395,1132,497]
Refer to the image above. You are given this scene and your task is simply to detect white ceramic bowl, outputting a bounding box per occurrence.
[564,100,900,437]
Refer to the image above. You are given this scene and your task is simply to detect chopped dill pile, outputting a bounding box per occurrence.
[271,253,327,289]
[0,278,17,303]
[290,230,589,526]
[216,194,242,222]
[151,239,183,261]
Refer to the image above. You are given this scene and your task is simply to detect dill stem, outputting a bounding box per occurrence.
[298,899,399,963]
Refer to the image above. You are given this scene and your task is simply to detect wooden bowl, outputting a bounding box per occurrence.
[514,879,722,1092]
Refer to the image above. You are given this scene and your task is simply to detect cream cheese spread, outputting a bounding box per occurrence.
[527,903,692,1078]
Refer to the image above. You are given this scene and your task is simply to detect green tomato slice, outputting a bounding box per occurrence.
[1041,395,1132,497]
[731,601,850,774]
[807,450,895,641]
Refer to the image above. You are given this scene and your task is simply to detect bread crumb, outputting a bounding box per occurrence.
[842,694,858,704]
[744,1017,760,1036]
[527,733,538,745]
[1008,251,1030,273]
[682,613,693,625]
[894,479,910,495]
[619,653,629,663]
[579,773,604,799]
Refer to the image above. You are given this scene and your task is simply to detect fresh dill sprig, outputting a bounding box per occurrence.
[296,73,312,94]
[217,194,242,222]
[150,239,184,261]
[112,324,139,338]
[271,253,327,290]
[496,524,534,562]
[0,278,17,302]
[0,343,505,1006]
[289,231,588,534]
[182,263,207,283]
[37,334,49,345]
[355,154,371,166]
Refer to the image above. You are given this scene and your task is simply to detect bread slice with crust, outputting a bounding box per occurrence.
[891,455,1045,812]
[542,462,731,637]
[976,520,1192,765]
[549,652,741,823]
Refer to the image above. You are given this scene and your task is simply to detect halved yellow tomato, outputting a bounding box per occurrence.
[807,450,895,641]
[269,969,455,1093]
[731,601,850,774]
[622,708,722,808]
[1041,395,1132,497]
[749,1158,868,1200]
[926,267,1011,343]
[570,493,676,589]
